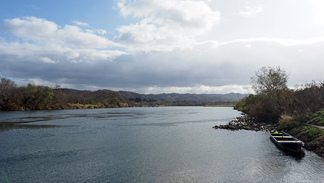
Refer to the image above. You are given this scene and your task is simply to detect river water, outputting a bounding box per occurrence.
[1,107,324,183]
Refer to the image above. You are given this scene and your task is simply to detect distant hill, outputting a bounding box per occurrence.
[56,89,248,104]
[0,77,249,110]
[119,91,248,103]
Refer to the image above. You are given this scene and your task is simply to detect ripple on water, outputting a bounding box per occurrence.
[1,107,324,183]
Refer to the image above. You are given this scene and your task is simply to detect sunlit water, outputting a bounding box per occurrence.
[1,107,324,183]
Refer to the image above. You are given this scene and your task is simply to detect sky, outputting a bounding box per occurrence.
[1,0,324,94]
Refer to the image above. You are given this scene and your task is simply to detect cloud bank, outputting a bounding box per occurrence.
[1,0,324,94]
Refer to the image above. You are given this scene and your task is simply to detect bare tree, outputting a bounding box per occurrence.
[251,66,289,94]
[249,66,292,122]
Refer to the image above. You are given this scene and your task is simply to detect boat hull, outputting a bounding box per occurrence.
[270,131,304,153]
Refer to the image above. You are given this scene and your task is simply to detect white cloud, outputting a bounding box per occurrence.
[1,17,120,49]
[115,0,221,51]
[307,0,324,26]
[55,25,114,48]
[73,20,89,26]
[118,0,220,31]
[86,29,107,35]
[138,85,251,94]
[2,17,58,40]
[40,57,57,64]
[221,37,324,47]
[115,20,196,51]
[245,44,252,48]
[237,6,263,17]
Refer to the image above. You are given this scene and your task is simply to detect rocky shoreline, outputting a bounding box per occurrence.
[213,116,278,132]
[214,115,324,158]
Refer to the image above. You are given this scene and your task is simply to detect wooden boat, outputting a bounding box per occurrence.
[269,131,304,153]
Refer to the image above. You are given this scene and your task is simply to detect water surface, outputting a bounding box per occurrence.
[1,107,324,183]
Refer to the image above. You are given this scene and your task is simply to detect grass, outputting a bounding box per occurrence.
[67,103,97,109]
[282,109,324,157]
[278,115,300,130]
[308,109,324,126]
[301,126,322,136]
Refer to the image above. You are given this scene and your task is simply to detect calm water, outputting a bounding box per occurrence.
[1,107,324,183]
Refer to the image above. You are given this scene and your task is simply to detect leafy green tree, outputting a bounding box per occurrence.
[20,84,38,110]
[0,77,19,110]
[35,86,54,109]
[234,94,257,113]
[19,84,54,110]
[110,97,121,108]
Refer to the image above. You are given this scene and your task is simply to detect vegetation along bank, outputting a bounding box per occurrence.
[216,66,324,158]
[0,77,245,111]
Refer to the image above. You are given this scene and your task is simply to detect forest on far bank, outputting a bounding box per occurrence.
[0,77,244,111]
[0,78,122,111]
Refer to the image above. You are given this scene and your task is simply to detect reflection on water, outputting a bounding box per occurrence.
[270,139,306,160]
[0,109,130,131]
[285,149,306,160]
[0,122,70,131]
[1,107,324,183]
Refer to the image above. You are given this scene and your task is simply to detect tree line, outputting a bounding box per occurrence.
[1,77,216,111]
[235,66,324,123]
[0,78,123,111]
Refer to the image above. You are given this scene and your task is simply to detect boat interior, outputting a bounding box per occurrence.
[271,132,301,142]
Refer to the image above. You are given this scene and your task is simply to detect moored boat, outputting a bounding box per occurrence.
[270,131,304,153]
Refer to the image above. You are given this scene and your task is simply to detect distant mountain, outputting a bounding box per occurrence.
[119,91,248,103]
[56,89,248,104]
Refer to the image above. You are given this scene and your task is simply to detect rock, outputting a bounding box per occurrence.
[213,116,277,132]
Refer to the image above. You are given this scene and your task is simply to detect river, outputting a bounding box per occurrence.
[1,107,324,183]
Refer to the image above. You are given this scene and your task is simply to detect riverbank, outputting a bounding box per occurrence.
[213,114,324,158]
[280,110,324,158]
[213,116,278,132]
[285,125,324,158]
